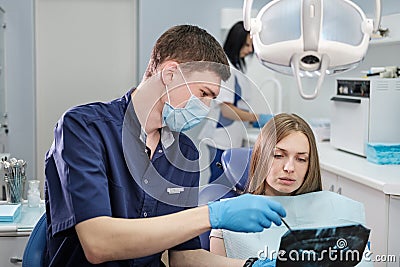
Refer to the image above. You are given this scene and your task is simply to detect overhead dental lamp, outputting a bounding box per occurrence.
[243,0,382,99]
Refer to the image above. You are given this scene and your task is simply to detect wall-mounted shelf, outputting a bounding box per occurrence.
[370,37,400,46]
[369,13,400,47]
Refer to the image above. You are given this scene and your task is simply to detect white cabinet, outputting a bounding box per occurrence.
[321,169,395,267]
[339,176,389,265]
[0,235,29,266]
[318,143,400,267]
[387,196,400,267]
[321,169,338,192]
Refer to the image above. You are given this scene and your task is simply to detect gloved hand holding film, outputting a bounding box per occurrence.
[208,194,286,232]
[253,258,276,267]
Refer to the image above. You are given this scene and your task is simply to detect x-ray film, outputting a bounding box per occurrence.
[276,224,370,267]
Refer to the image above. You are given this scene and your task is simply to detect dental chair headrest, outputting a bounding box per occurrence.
[221,147,253,192]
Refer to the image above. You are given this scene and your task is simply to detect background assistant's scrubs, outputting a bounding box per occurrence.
[45,90,201,267]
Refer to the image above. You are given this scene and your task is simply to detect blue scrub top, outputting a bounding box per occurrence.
[44,89,201,266]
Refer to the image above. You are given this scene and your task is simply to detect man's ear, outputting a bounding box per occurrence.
[160,61,179,86]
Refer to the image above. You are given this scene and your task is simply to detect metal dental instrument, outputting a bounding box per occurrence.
[281,218,300,242]
[281,218,292,232]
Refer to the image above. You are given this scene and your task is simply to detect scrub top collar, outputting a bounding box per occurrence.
[139,126,175,150]
[128,87,175,150]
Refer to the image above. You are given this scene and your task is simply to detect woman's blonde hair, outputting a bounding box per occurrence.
[246,113,322,195]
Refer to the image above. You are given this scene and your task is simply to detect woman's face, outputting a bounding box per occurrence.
[239,34,253,59]
[265,131,310,196]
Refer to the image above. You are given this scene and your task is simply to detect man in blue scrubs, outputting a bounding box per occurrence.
[44,25,285,266]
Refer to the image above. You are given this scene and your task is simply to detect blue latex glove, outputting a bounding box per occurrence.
[208,194,286,232]
[253,114,273,128]
[253,258,276,267]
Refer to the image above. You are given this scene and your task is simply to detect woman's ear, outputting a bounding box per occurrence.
[160,61,179,86]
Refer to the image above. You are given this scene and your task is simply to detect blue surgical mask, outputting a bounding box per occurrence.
[162,68,210,132]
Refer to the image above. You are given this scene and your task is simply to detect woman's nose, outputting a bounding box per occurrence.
[245,47,252,56]
[283,158,295,173]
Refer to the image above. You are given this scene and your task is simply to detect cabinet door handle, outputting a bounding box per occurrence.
[330,96,361,104]
[337,187,342,195]
[10,256,22,264]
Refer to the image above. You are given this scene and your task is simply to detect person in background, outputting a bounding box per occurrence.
[198,21,272,184]
[44,24,286,267]
[210,113,322,265]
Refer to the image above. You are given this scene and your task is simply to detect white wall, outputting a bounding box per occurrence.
[137,0,270,79]
[0,0,36,183]
[35,0,137,184]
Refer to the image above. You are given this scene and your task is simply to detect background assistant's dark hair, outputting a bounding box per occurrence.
[223,21,252,72]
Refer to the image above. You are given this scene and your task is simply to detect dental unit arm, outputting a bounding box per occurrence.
[243,0,382,99]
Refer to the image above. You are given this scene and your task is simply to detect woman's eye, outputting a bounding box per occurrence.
[297,157,308,162]
[273,154,284,159]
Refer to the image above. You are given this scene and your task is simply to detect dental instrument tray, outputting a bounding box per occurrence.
[276,224,370,266]
[0,203,21,222]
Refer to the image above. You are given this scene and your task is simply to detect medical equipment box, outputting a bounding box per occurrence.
[0,203,21,222]
[330,77,400,157]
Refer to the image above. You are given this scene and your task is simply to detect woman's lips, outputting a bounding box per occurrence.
[278,177,296,185]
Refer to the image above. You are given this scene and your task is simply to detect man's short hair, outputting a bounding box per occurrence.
[144,25,230,81]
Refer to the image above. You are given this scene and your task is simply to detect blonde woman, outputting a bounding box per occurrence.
[210,113,323,261]
[246,113,322,197]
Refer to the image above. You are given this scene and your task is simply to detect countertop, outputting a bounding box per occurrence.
[317,142,400,195]
[244,130,400,195]
[0,202,45,236]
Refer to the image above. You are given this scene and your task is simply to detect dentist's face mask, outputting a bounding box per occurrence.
[162,68,210,132]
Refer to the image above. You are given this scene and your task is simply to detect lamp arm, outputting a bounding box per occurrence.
[373,0,382,33]
[260,78,283,114]
[243,0,253,31]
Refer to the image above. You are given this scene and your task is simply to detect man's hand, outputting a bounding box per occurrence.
[208,194,286,232]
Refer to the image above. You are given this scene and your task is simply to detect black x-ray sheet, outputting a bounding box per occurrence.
[276,224,370,267]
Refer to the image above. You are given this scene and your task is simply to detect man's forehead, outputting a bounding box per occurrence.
[184,70,221,83]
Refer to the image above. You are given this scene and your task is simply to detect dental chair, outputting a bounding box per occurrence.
[22,213,47,267]
[220,147,252,192]
[198,147,253,250]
